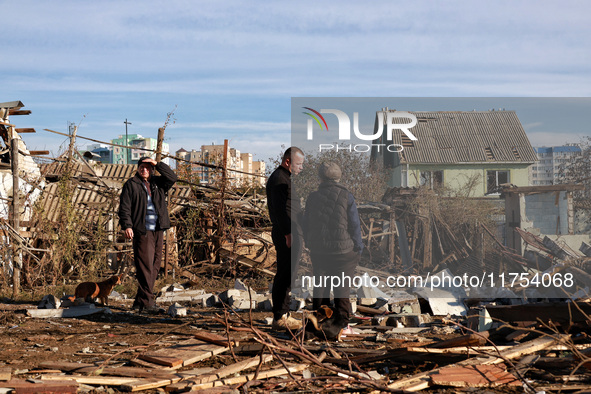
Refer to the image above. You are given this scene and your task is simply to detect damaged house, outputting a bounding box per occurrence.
[370,109,538,197]
[0,101,44,223]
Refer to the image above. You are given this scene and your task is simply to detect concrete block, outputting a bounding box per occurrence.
[206,294,219,307]
[39,294,60,309]
[219,289,243,303]
[234,278,250,292]
[358,297,377,306]
[385,313,432,327]
[232,299,257,310]
[168,303,187,317]
[161,283,185,293]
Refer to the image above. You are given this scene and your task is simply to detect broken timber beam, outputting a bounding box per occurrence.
[165,354,273,391]
[219,247,275,276]
[184,363,309,391]
[387,334,568,391]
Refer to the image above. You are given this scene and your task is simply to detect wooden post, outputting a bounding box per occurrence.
[11,138,21,298]
[155,126,169,276]
[422,214,432,271]
[216,139,229,263]
[389,211,396,266]
[156,127,164,162]
[66,125,77,164]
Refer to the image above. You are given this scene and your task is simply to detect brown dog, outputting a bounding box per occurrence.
[72,274,123,305]
[302,305,347,341]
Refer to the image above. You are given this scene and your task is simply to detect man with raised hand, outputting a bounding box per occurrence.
[119,157,177,313]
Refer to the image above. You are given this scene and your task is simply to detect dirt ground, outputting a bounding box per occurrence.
[0,278,544,393]
[0,296,283,393]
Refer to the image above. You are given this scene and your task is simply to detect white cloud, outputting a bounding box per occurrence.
[5,1,591,157]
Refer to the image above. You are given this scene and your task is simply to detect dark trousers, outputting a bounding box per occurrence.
[271,228,302,320]
[133,230,163,307]
[311,250,359,323]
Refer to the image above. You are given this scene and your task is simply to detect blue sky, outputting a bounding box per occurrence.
[2,1,590,163]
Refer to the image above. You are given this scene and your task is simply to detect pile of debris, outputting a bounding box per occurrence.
[2,285,590,392]
[4,268,589,392]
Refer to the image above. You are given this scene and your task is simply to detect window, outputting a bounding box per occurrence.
[420,170,443,189]
[401,167,408,187]
[487,170,509,194]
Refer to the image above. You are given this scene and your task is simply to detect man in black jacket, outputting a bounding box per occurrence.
[266,147,305,330]
[119,157,177,312]
[304,161,363,330]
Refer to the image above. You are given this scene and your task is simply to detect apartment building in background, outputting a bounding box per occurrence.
[530,145,581,185]
[175,144,266,187]
[111,134,170,165]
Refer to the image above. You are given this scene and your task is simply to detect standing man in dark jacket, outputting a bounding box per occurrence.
[304,162,363,330]
[266,147,305,330]
[119,157,177,313]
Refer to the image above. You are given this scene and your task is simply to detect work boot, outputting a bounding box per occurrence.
[272,313,302,331]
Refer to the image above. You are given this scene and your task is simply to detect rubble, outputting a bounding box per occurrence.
[2,107,591,391]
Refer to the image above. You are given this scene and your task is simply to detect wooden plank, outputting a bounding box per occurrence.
[0,367,11,381]
[219,248,275,276]
[186,363,308,391]
[40,374,183,391]
[356,305,387,316]
[193,331,237,347]
[72,366,181,379]
[120,376,183,392]
[15,128,35,133]
[138,339,228,369]
[406,345,512,354]
[430,331,490,348]
[166,354,273,391]
[28,150,49,156]
[8,109,31,116]
[2,379,77,393]
[138,354,184,368]
[430,365,520,387]
[37,361,93,372]
[387,334,566,391]
[128,357,176,371]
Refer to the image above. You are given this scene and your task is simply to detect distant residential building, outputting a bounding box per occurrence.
[530,145,582,186]
[175,145,266,187]
[252,160,266,187]
[111,134,170,165]
[175,148,205,180]
[86,143,112,163]
[112,134,141,164]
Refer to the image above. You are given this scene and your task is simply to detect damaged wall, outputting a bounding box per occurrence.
[0,101,44,225]
[504,185,587,255]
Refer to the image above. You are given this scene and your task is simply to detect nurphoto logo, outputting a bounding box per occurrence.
[303,107,419,152]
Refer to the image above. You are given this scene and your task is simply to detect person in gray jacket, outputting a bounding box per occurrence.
[304,162,363,329]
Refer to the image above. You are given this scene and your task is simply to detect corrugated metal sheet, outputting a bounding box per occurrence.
[36,161,195,226]
[386,111,538,164]
[35,182,194,225]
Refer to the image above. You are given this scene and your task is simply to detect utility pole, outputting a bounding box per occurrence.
[124,119,131,164]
